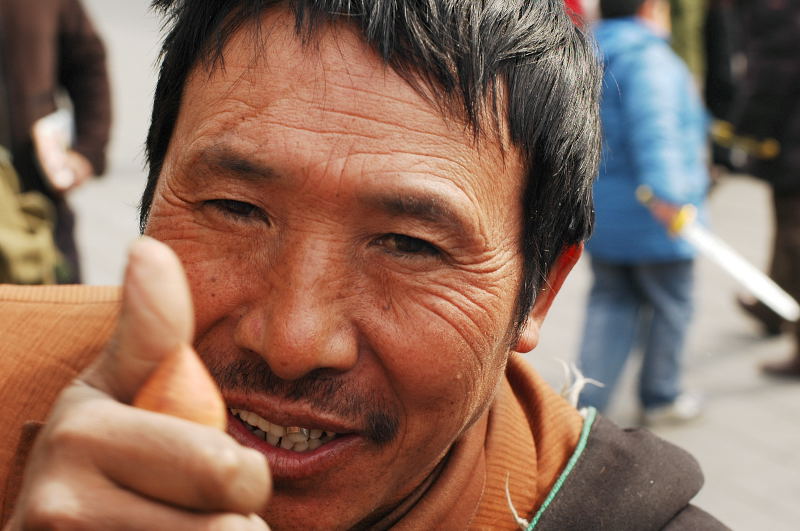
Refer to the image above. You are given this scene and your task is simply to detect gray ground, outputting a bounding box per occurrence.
[71,2,800,528]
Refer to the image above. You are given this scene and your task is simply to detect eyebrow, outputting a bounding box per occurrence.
[198,147,281,181]
[365,193,471,237]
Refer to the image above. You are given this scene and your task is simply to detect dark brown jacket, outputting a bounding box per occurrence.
[731,0,800,192]
[0,0,111,195]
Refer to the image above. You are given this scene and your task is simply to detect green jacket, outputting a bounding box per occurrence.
[0,147,58,284]
[670,0,709,81]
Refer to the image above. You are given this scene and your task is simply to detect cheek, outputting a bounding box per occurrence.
[147,186,518,431]
[145,199,258,335]
[363,271,514,431]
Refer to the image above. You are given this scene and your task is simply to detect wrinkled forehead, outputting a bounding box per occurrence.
[169,7,524,205]
[198,9,379,88]
[182,6,518,155]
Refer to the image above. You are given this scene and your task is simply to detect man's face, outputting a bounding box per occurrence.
[146,10,531,528]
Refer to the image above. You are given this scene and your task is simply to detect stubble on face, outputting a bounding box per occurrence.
[206,355,399,445]
[145,8,529,529]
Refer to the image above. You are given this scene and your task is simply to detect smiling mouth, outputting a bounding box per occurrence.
[230,408,338,452]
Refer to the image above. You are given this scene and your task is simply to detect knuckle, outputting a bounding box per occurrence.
[44,399,117,454]
[44,420,87,452]
[23,484,84,531]
[44,412,95,452]
[198,444,245,502]
[194,440,267,512]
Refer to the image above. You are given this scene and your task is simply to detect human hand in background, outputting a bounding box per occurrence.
[6,237,272,530]
[647,198,682,227]
[31,112,94,194]
[636,185,696,235]
[60,150,93,192]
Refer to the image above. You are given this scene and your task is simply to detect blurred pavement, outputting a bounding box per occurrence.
[70,2,800,529]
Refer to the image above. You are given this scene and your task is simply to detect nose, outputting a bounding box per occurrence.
[234,242,359,381]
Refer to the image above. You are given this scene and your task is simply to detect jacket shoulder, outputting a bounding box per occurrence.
[663,504,730,530]
[533,415,728,530]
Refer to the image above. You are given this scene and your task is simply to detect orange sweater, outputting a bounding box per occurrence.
[0,285,582,528]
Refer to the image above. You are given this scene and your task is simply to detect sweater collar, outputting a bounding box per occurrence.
[368,354,583,529]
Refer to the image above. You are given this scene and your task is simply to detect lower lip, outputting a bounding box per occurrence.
[226,412,361,481]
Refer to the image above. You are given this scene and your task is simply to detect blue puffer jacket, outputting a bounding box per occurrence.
[587,18,709,263]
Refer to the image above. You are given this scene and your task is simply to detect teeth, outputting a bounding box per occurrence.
[268,424,285,438]
[293,441,309,452]
[286,426,310,439]
[230,408,338,452]
[287,431,309,443]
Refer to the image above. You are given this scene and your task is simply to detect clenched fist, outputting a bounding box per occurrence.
[6,237,272,530]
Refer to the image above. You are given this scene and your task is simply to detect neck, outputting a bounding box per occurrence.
[353,356,584,529]
[365,413,490,529]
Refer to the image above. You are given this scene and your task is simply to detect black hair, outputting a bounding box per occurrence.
[142,0,601,341]
[600,0,648,19]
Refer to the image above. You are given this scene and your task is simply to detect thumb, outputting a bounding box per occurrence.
[85,236,226,429]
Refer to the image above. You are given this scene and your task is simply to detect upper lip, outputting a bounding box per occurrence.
[222,390,358,434]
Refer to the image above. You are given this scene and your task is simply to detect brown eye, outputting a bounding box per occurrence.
[378,234,440,257]
[205,199,268,223]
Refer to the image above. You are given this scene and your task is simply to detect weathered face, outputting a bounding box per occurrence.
[145,10,538,529]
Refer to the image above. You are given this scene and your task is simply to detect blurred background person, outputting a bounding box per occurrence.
[669,0,738,178]
[669,0,707,82]
[729,0,800,377]
[577,0,710,425]
[700,0,737,133]
[0,0,111,283]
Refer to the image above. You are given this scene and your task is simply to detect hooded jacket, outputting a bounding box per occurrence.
[587,18,709,263]
[533,411,727,529]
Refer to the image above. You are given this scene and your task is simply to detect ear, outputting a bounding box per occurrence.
[513,244,583,353]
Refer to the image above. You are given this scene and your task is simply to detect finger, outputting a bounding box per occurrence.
[86,236,226,428]
[84,236,195,404]
[19,472,269,531]
[45,384,271,515]
[133,343,228,430]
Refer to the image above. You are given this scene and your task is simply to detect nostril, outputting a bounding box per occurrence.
[235,325,358,380]
[234,304,358,381]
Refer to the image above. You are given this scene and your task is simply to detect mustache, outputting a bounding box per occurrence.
[204,356,399,445]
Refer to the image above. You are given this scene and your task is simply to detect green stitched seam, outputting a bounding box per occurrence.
[526,407,597,530]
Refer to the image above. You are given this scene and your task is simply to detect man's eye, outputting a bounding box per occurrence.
[205,199,267,222]
[377,234,440,257]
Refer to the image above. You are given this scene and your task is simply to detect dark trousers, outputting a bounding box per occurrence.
[770,191,800,351]
[54,196,81,283]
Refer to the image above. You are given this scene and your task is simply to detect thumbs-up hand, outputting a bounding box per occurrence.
[7,238,271,530]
